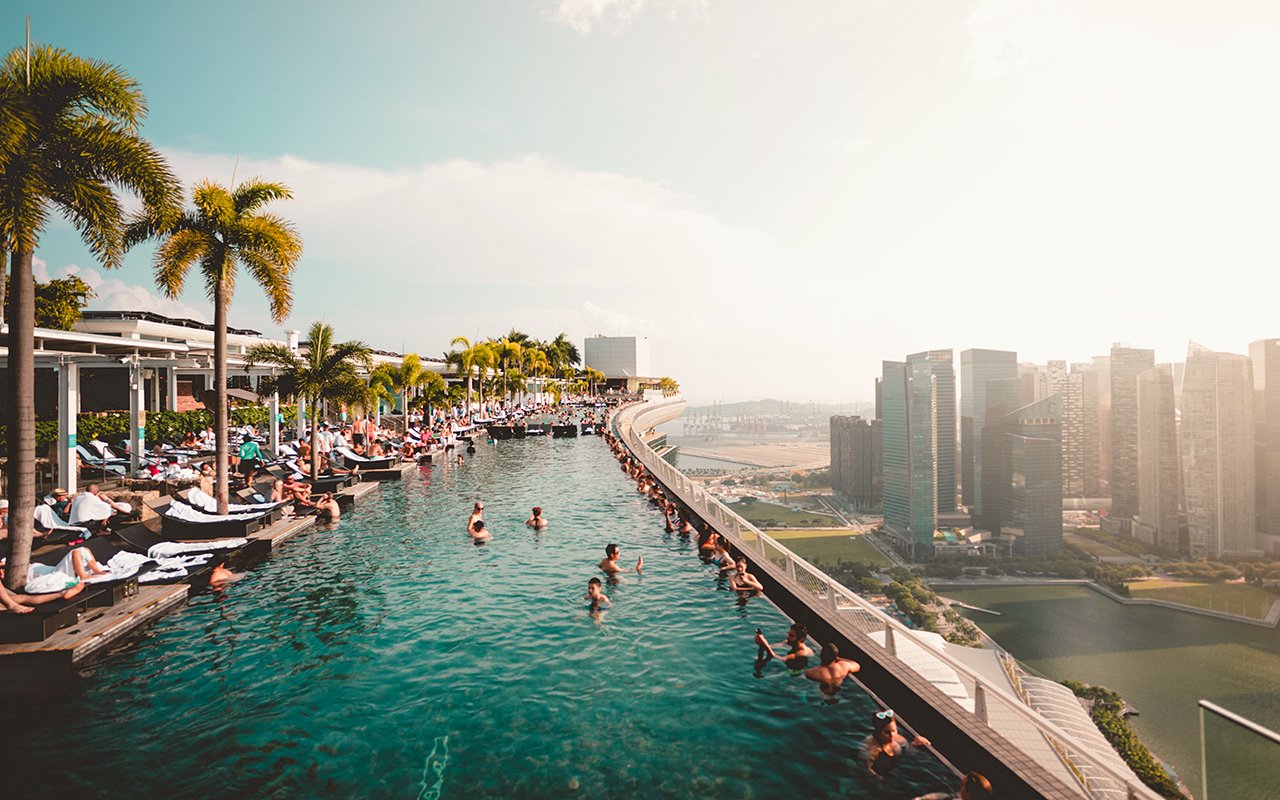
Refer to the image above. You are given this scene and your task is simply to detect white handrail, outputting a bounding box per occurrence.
[614,398,1158,800]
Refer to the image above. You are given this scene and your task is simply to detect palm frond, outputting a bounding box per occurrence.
[232,179,292,213]
[240,247,293,322]
[153,228,207,297]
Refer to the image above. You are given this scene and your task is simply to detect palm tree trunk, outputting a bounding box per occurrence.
[465,375,472,417]
[3,247,35,590]
[213,280,230,515]
[309,400,320,481]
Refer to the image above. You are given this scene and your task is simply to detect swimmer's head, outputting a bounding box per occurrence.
[532,506,542,517]
[789,623,808,642]
[820,641,839,665]
[605,543,619,558]
[961,772,993,800]
[473,520,486,532]
[474,502,484,512]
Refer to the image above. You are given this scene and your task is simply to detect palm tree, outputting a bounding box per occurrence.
[492,337,523,405]
[246,321,372,480]
[659,376,680,397]
[0,45,180,589]
[127,178,301,513]
[447,336,484,414]
[524,347,550,404]
[354,370,394,430]
[548,332,581,372]
[415,371,449,422]
[582,368,607,397]
[379,352,428,431]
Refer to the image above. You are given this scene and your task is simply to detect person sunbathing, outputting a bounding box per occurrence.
[282,475,313,505]
[525,506,548,530]
[804,642,861,695]
[0,567,84,613]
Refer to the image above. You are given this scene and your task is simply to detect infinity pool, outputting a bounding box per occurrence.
[1,437,952,798]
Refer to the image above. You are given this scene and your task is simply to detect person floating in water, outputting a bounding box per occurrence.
[755,622,814,669]
[470,519,490,542]
[802,642,861,695]
[864,708,931,778]
[467,502,484,533]
[585,577,610,611]
[598,543,642,575]
[525,506,548,530]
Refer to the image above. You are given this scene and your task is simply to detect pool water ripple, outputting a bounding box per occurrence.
[1,437,953,799]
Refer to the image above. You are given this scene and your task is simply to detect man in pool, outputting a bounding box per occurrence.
[728,560,764,593]
[754,622,814,668]
[525,506,548,530]
[470,519,490,542]
[803,642,861,695]
[585,577,610,610]
[467,502,484,533]
[598,543,642,575]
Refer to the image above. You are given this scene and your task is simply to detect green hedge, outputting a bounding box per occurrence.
[1,406,297,451]
[1062,680,1184,798]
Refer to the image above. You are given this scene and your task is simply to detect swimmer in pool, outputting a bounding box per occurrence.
[470,519,491,541]
[803,642,861,695]
[754,622,814,668]
[525,506,548,530]
[467,502,484,533]
[864,709,930,778]
[585,577,610,610]
[598,543,642,575]
[728,560,764,593]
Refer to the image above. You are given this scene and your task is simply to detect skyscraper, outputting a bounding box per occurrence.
[1182,342,1256,557]
[1003,396,1063,556]
[830,415,882,512]
[907,349,956,514]
[1135,364,1182,552]
[1251,339,1280,546]
[960,349,1017,511]
[881,359,937,559]
[1110,344,1155,530]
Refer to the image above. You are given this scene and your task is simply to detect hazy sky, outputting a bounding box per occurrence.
[11,1,1280,404]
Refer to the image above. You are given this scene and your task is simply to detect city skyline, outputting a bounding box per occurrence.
[12,2,1280,404]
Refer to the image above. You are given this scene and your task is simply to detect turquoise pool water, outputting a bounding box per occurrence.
[2,438,952,798]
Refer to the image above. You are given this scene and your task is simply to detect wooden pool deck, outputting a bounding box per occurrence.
[0,584,189,669]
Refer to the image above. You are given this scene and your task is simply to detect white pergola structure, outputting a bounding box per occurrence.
[0,311,433,492]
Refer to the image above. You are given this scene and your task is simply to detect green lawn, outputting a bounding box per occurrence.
[767,530,891,568]
[730,499,840,528]
[1128,579,1278,620]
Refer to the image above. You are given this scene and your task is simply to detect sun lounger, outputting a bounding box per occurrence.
[116,523,248,557]
[335,446,396,470]
[178,487,287,521]
[159,501,268,539]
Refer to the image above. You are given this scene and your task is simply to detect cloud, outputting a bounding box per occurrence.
[34,258,210,322]
[139,147,793,402]
[545,0,706,35]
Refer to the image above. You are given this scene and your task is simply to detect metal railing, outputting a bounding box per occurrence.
[1199,700,1280,799]
[614,398,1159,800]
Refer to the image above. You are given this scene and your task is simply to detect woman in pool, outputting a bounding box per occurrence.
[525,507,548,530]
[864,708,931,777]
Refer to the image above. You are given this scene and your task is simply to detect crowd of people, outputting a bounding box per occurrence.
[598,420,996,799]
